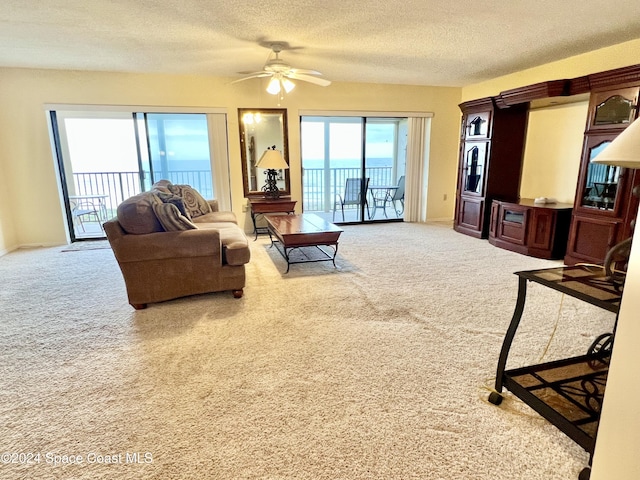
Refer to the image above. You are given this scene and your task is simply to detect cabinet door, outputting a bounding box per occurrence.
[587,87,639,131]
[489,201,500,239]
[456,196,484,233]
[528,209,555,251]
[461,142,489,196]
[464,111,491,139]
[498,204,528,245]
[576,134,627,216]
[566,214,622,265]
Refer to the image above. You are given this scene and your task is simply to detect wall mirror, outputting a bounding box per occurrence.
[239,108,290,197]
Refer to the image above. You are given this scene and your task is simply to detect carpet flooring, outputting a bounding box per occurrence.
[0,221,616,479]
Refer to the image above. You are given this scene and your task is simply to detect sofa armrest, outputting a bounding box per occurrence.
[109,228,222,264]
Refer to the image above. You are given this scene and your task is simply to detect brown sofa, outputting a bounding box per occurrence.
[103,181,250,309]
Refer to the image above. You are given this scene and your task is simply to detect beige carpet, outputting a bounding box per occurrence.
[0,222,616,479]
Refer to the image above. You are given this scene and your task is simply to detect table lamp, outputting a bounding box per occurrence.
[256,146,289,199]
[592,117,640,285]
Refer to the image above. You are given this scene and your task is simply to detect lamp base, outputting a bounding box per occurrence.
[262,169,281,199]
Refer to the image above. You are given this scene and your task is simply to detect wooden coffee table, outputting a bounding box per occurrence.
[265,213,344,273]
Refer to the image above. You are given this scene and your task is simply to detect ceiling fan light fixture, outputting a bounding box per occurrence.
[266,77,281,95]
[282,78,295,93]
[231,43,329,94]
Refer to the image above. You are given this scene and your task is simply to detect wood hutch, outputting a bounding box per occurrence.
[454,99,528,238]
[454,65,640,266]
[564,71,640,265]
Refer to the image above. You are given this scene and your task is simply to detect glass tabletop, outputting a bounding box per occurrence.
[516,265,623,313]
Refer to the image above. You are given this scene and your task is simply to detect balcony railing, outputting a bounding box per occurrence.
[72,171,141,218]
[71,166,394,220]
[71,171,214,218]
[303,166,393,212]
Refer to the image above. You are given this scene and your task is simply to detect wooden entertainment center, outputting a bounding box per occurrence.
[488,199,573,259]
[454,64,640,265]
[456,64,640,480]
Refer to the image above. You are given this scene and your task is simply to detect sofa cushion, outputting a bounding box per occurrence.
[192,210,238,224]
[197,222,250,265]
[155,191,191,220]
[152,202,197,231]
[168,184,211,218]
[117,192,164,235]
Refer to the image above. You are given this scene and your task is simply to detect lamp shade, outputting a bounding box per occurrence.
[592,118,640,168]
[281,78,296,93]
[266,77,281,95]
[266,76,296,95]
[256,148,289,170]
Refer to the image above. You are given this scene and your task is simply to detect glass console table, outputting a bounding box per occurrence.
[488,266,623,480]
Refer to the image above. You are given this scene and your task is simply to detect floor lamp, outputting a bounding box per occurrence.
[592,118,640,283]
[590,117,640,479]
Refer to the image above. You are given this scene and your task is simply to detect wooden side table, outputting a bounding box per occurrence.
[248,197,297,240]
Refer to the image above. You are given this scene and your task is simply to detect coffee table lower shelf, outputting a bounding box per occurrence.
[270,241,339,273]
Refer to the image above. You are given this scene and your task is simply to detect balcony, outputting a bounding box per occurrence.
[69,166,400,239]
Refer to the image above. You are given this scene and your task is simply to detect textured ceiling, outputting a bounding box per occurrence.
[2,0,640,87]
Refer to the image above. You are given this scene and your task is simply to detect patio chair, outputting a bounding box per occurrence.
[333,177,370,221]
[390,175,405,216]
[71,198,104,232]
[369,175,405,219]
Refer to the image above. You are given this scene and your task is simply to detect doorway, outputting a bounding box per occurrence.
[50,109,223,240]
[300,115,407,224]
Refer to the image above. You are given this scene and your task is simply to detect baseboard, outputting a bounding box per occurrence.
[17,242,66,250]
[426,217,454,223]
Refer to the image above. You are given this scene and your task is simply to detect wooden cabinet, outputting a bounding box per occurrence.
[489,199,573,259]
[248,197,297,240]
[564,85,640,265]
[454,99,528,238]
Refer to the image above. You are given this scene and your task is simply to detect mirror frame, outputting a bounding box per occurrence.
[238,108,290,198]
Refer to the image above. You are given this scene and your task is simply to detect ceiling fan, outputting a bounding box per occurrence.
[232,43,331,95]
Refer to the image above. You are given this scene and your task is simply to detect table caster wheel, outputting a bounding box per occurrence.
[588,332,613,356]
[578,466,591,480]
[587,333,613,368]
[488,392,503,405]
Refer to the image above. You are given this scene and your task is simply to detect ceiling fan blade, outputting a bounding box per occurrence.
[289,68,323,75]
[230,72,272,84]
[287,72,331,87]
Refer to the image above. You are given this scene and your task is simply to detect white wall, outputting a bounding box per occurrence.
[0,67,462,253]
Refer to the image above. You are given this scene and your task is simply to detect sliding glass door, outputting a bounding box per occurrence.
[302,117,365,222]
[138,113,214,198]
[365,119,407,221]
[51,110,222,240]
[301,115,407,224]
